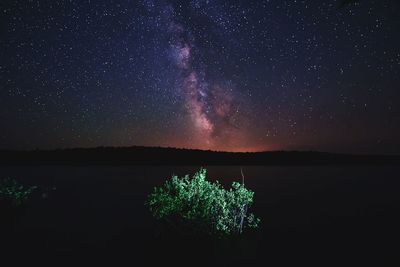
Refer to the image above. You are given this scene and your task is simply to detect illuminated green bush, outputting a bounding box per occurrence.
[0,178,37,206]
[147,168,260,235]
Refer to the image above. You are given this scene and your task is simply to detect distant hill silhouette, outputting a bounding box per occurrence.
[0,146,399,166]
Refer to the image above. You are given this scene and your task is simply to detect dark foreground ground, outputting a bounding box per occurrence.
[1,166,399,266]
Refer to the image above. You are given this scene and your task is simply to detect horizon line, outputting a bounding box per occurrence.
[1,145,398,157]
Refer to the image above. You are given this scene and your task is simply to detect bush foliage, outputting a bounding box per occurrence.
[0,178,37,206]
[147,168,260,235]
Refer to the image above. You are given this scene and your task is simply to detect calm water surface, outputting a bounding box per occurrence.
[1,166,399,266]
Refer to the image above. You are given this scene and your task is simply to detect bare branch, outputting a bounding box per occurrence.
[240,166,245,185]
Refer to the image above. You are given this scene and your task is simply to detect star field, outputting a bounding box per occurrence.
[1,0,399,153]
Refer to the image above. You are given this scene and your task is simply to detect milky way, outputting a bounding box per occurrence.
[162,2,245,149]
[1,0,400,153]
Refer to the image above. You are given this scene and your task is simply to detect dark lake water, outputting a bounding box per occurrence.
[1,166,399,266]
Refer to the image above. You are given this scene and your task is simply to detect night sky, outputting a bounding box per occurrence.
[1,0,399,153]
